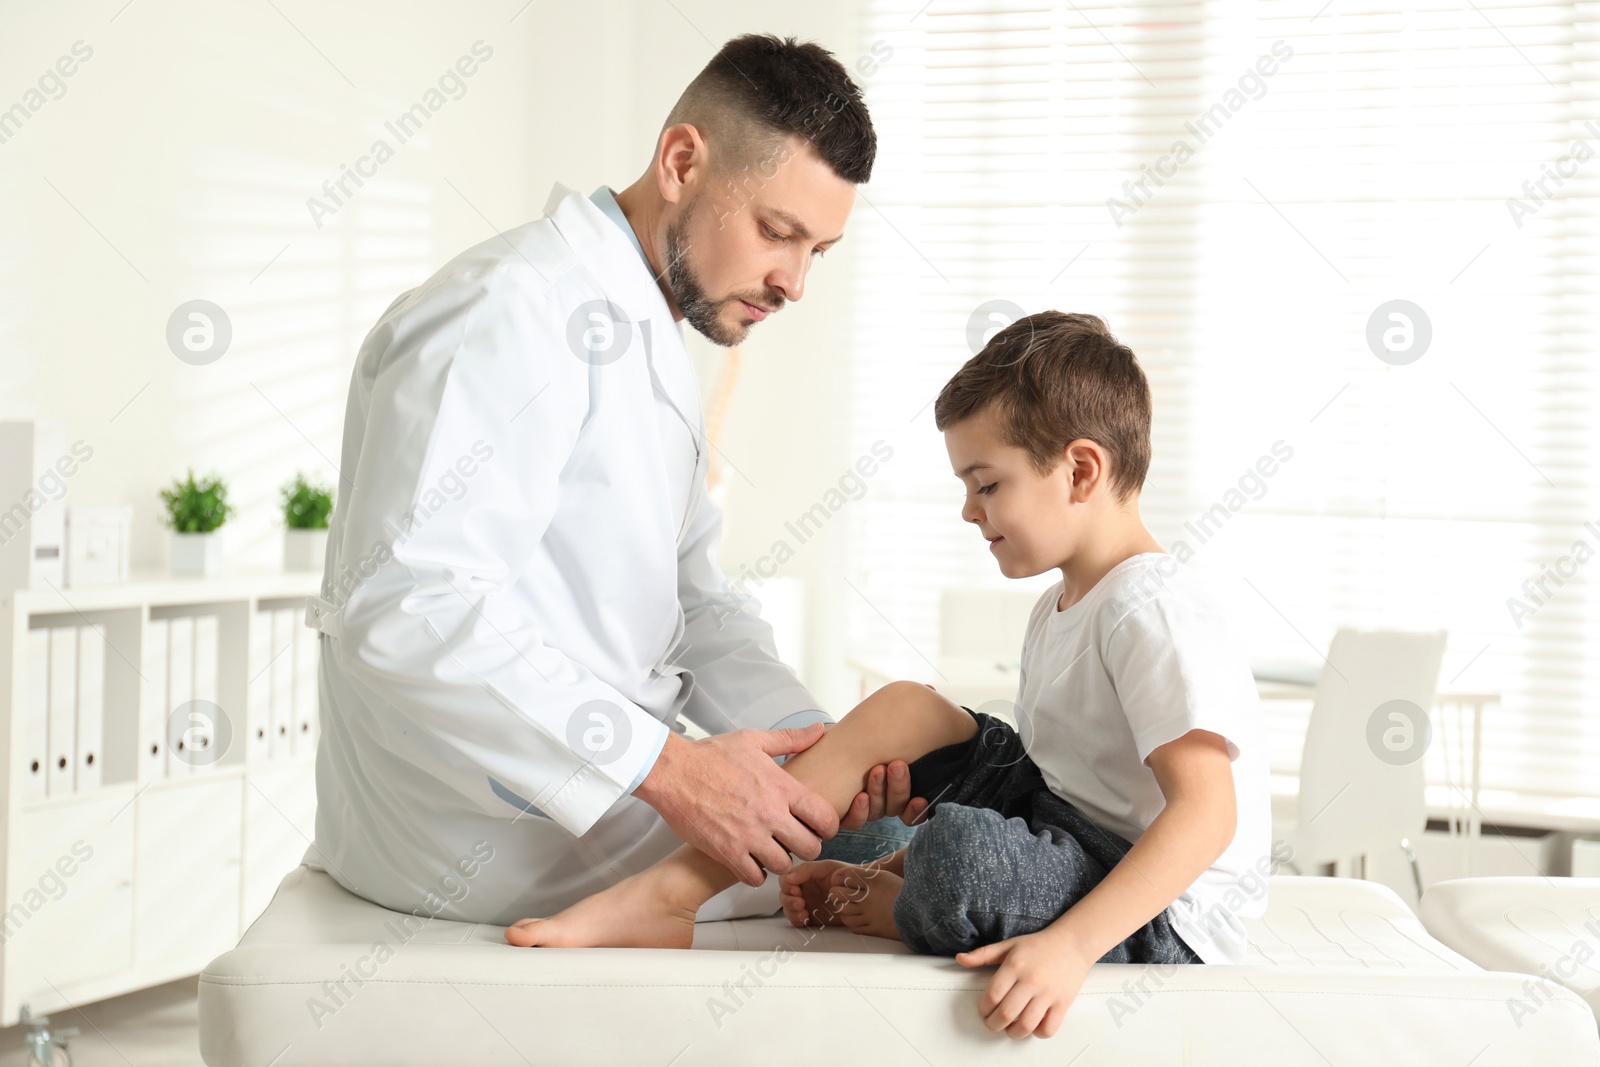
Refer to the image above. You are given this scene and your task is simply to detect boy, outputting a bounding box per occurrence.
[505,311,1270,1042]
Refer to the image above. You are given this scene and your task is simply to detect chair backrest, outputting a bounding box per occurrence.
[1294,628,1448,866]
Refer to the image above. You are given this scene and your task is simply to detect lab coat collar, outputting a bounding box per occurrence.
[542,182,703,432]
[588,184,652,275]
[542,181,669,332]
[544,183,694,399]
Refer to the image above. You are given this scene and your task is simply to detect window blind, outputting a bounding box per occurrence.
[846,0,1600,800]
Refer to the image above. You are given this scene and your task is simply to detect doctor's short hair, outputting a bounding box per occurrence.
[664,34,876,184]
[934,312,1153,501]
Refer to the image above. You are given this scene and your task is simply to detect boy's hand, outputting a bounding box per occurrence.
[779,860,855,928]
[839,759,931,829]
[956,930,1094,1039]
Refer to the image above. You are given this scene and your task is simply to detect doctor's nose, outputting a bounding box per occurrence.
[769,251,811,303]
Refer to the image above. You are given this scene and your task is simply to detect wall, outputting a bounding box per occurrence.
[0,0,868,714]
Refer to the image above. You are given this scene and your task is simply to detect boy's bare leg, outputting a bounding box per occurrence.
[504,681,975,948]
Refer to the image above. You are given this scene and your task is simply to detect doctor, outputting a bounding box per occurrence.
[301,34,916,925]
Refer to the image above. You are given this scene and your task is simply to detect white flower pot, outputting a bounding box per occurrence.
[283,527,328,572]
[171,531,222,577]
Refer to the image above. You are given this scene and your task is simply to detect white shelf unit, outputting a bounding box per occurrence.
[0,570,322,1026]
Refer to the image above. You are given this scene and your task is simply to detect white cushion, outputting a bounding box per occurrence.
[199,866,1600,1066]
[1421,876,1600,1021]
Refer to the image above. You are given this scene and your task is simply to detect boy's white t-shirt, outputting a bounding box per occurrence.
[1013,552,1272,965]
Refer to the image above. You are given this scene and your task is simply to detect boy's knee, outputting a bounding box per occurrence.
[902,804,1000,907]
[916,803,1004,853]
[861,679,938,717]
[854,679,970,738]
[895,804,1005,955]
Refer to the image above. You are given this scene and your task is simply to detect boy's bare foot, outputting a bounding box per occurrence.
[504,867,699,949]
[829,867,904,941]
[780,860,854,928]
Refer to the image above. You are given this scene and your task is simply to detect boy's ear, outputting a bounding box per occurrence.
[1063,439,1106,499]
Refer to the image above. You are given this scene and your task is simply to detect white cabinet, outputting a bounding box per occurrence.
[0,571,320,1025]
[5,794,136,1008]
[134,778,243,978]
[243,758,317,925]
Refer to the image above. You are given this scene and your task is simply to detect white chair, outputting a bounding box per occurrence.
[1276,628,1447,885]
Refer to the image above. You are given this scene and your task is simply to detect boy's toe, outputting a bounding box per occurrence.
[504,920,545,947]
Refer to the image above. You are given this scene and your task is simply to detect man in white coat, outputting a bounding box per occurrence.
[302,35,918,926]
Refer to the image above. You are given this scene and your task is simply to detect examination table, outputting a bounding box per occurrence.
[198,865,1600,1065]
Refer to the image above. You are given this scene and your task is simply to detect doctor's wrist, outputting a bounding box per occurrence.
[632,729,689,809]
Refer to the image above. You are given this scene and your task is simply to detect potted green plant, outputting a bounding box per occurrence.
[280,472,333,572]
[159,469,233,576]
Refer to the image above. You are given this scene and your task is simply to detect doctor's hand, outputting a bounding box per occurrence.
[633,724,838,886]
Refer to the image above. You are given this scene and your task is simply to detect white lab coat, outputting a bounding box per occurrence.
[300,183,823,924]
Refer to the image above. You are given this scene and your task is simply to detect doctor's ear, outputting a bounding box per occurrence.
[655,122,710,206]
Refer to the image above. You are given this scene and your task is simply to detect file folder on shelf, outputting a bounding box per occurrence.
[247,608,273,764]
[21,627,49,802]
[166,615,194,777]
[292,621,319,757]
[269,609,295,759]
[140,618,169,784]
[47,626,76,795]
[76,624,105,792]
[192,614,220,772]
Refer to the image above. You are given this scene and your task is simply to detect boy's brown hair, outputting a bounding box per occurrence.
[934,311,1152,500]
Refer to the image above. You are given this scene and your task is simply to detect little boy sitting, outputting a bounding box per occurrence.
[505,311,1271,1042]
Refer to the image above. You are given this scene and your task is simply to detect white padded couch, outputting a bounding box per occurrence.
[1421,877,1600,1024]
[199,866,1600,1066]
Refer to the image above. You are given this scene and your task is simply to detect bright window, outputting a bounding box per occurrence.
[847,0,1600,799]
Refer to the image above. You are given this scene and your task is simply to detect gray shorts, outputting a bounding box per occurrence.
[894,708,1203,964]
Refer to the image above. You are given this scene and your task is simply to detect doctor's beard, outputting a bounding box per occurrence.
[665,197,784,348]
